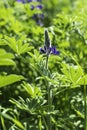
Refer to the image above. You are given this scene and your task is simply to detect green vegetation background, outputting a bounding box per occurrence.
[0,0,87,129]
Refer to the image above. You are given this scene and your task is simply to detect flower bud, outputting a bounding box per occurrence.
[44,29,51,48]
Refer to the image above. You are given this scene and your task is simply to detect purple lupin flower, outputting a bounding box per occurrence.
[40,29,59,55]
[17,0,44,26]
[28,0,32,2]
[30,5,35,10]
[36,5,43,9]
[40,45,59,55]
[17,0,26,3]
[17,0,42,3]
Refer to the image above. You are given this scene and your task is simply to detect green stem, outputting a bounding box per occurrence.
[47,87,52,130]
[84,83,87,130]
[46,55,49,70]
[42,116,49,130]
[46,54,52,130]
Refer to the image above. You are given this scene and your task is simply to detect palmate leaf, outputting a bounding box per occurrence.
[22,82,42,98]
[0,59,15,66]
[10,97,37,114]
[0,49,15,66]
[0,38,7,45]
[0,74,24,88]
[4,114,25,130]
[4,35,33,55]
[0,107,25,130]
[61,63,86,86]
[77,74,87,85]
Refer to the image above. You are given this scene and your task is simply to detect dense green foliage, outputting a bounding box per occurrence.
[0,0,87,130]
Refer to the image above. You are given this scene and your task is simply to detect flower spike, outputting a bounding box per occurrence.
[40,29,60,55]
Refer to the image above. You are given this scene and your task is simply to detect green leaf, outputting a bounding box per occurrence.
[0,74,24,88]
[23,82,34,97]
[12,119,25,130]
[0,49,15,66]
[72,105,84,119]
[4,36,33,55]
[0,59,15,66]
[77,75,87,85]
[0,39,7,45]
[2,113,25,130]
[22,82,42,98]
[61,63,84,86]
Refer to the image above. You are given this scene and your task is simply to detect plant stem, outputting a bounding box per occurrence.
[84,83,87,130]
[46,55,49,70]
[42,116,49,130]
[46,54,52,130]
[38,116,42,130]
[47,86,52,130]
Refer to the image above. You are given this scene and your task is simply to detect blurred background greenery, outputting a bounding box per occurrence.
[0,0,87,129]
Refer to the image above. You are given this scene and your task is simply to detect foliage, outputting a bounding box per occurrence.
[0,0,87,130]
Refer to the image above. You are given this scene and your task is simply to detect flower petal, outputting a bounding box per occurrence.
[51,47,60,55]
[36,5,43,9]
[30,5,35,10]
[17,0,26,3]
[39,48,46,53]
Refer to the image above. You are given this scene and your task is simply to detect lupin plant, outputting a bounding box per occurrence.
[17,0,44,26]
[40,29,59,130]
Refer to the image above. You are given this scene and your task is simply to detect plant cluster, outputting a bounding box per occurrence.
[0,0,87,130]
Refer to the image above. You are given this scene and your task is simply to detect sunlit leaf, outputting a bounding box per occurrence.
[0,74,24,88]
[0,49,15,66]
